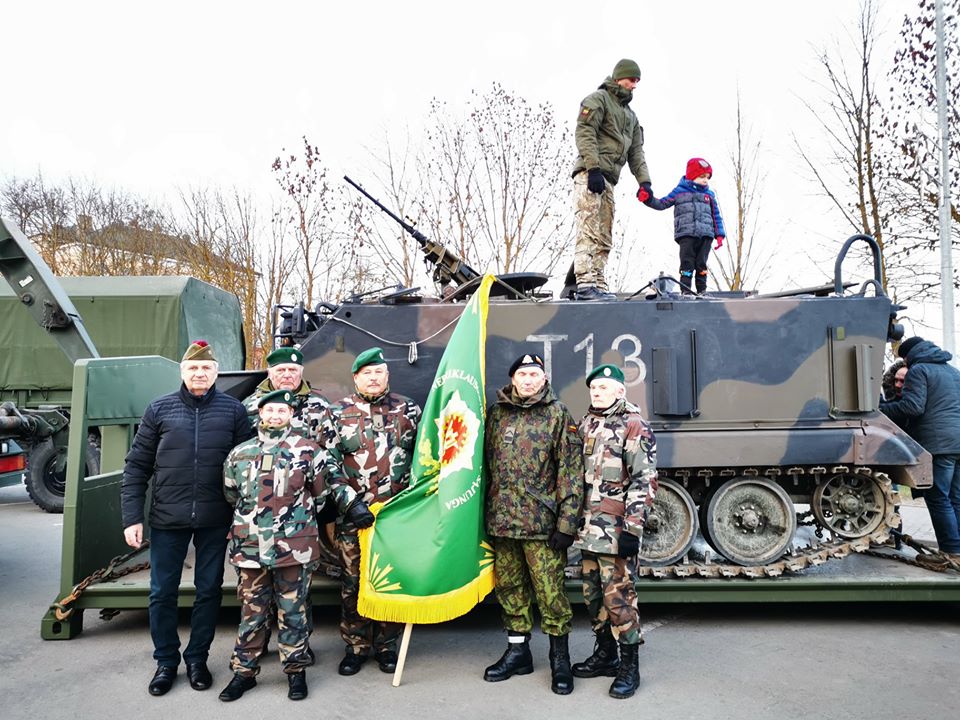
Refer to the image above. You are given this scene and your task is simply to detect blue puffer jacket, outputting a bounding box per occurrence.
[121,384,254,529]
[646,176,726,241]
[879,340,960,454]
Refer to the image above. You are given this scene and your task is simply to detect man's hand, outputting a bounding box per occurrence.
[587,168,605,194]
[547,530,575,552]
[124,523,144,549]
[714,236,724,250]
[346,499,375,529]
[617,531,640,559]
[636,182,652,204]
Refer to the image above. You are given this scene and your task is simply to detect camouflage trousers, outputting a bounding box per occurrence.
[231,564,315,677]
[573,172,615,290]
[492,537,573,636]
[338,532,401,655]
[581,551,642,645]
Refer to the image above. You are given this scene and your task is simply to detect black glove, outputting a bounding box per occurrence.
[314,494,338,524]
[636,182,653,204]
[345,499,375,529]
[587,168,605,194]
[617,531,640,558]
[547,530,575,552]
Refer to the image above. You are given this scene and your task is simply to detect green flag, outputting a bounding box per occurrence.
[357,274,496,623]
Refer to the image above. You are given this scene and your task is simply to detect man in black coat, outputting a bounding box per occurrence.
[880,337,960,562]
[121,340,253,696]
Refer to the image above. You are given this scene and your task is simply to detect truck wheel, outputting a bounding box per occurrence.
[26,441,100,514]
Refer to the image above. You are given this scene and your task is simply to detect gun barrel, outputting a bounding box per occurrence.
[343,175,480,286]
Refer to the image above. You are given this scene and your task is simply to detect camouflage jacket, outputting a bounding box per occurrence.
[223,426,348,568]
[575,398,658,555]
[328,389,422,510]
[484,383,585,539]
[242,379,346,489]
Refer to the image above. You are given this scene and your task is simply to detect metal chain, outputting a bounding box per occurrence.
[53,541,151,620]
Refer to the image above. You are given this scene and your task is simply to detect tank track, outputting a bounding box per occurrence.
[636,468,901,580]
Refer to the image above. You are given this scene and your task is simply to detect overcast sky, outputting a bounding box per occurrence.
[3,0,950,341]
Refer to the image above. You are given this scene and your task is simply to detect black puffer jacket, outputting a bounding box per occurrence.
[121,384,254,529]
[880,340,960,455]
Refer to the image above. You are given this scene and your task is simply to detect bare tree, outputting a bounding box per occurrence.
[272,136,363,306]
[362,84,574,284]
[714,90,771,291]
[882,0,959,300]
[796,0,900,292]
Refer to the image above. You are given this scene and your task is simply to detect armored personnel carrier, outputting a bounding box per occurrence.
[277,183,930,578]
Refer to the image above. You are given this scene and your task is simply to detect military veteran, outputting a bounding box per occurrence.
[482,353,584,695]
[218,389,349,702]
[121,340,253,696]
[573,363,657,699]
[328,347,422,676]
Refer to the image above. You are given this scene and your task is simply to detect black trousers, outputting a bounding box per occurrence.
[677,236,711,293]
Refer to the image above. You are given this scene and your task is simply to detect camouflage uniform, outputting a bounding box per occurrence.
[329,389,422,656]
[484,382,584,636]
[223,426,349,676]
[575,398,657,645]
[243,378,338,450]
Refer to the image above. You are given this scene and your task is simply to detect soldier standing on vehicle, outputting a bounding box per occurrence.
[328,347,422,676]
[121,340,253,697]
[572,363,657,699]
[218,389,350,702]
[571,58,653,301]
[483,353,584,695]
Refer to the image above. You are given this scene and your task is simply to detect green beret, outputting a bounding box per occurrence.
[352,347,386,374]
[266,347,303,367]
[257,389,296,408]
[586,364,625,386]
[182,339,216,362]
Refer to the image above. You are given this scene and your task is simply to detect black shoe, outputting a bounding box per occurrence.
[218,674,256,702]
[287,671,308,701]
[548,634,574,695]
[483,634,534,682]
[609,643,640,699]
[186,661,212,691]
[575,286,617,301]
[338,651,368,676]
[572,625,620,678]
[376,649,398,673]
[148,666,177,696]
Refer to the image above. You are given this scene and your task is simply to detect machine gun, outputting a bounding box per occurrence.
[344,176,480,288]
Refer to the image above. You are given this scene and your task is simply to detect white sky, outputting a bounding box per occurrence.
[2,0,953,343]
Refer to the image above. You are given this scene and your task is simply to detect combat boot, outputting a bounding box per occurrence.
[608,642,640,699]
[287,671,308,701]
[571,625,619,678]
[548,634,574,695]
[483,633,534,682]
[575,286,617,301]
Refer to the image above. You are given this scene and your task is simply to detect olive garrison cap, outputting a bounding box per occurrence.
[266,347,303,367]
[182,339,216,363]
[508,353,545,377]
[612,58,641,80]
[897,336,924,359]
[352,347,387,374]
[586,363,625,386]
[257,389,296,408]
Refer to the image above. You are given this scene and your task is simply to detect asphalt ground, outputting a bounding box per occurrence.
[1,483,958,720]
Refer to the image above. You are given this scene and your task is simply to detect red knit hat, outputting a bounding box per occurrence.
[685,157,712,181]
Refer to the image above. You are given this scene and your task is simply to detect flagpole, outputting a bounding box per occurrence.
[391,622,414,687]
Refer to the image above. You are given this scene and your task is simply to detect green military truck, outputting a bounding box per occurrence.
[0,275,245,512]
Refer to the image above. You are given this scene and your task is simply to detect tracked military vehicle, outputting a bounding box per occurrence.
[277,182,931,579]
